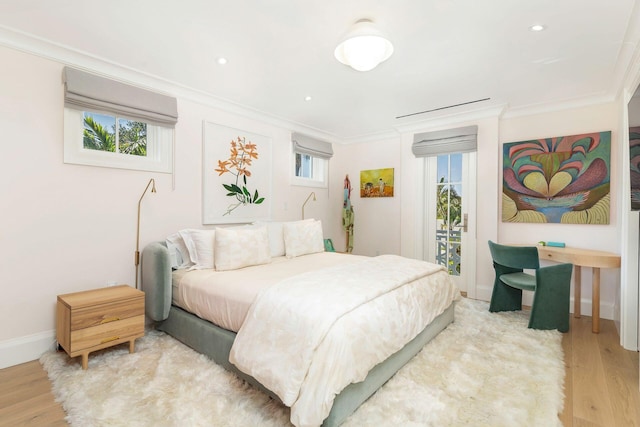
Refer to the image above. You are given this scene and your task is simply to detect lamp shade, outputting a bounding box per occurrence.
[334,19,394,72]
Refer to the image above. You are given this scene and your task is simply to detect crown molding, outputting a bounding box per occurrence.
[338,129,401,145]
[501,92,616,120]
[0,24,338,143]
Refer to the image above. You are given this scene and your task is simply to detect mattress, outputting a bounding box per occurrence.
[172,252,367,332]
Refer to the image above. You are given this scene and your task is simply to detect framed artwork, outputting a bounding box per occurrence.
[630,126,640,210]
[360,168,394,198]
[502,131,611,224]
[202,121,272,224]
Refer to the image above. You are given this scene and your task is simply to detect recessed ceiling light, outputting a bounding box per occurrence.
[530,24,546,32]
[216,57,228,65]
[304,96,312,101]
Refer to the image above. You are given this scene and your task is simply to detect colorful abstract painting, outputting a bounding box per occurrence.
[502,131,611,224]
[630,126,640,210]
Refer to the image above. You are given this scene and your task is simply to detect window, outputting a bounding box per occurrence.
[292,133,333,188]
[83,112,146,156]
[64,108,173,173]
[62,67,177,173]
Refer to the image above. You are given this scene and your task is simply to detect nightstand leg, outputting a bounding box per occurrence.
[81,353,88,370]
[129,339,135,353]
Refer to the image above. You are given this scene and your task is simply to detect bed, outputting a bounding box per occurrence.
[141,220,459,427]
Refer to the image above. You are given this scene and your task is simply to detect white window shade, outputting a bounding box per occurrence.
[412,125,478,157]
[63,67,178,127]
[292,133,334,159]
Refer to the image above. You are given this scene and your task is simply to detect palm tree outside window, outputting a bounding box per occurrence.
[83,111,147,157]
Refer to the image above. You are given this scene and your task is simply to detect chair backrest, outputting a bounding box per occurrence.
[488,240,540,270]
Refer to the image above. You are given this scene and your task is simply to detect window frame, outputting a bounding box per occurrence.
[292,151,328,188]
[64,107,173,173]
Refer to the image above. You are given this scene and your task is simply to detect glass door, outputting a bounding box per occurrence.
[425,152,476,294]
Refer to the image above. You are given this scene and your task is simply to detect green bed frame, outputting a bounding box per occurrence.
[142,241,455,427]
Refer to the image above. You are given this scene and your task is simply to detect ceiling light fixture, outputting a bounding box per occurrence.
[530,24,546,32]
[334,19,394,72]
[216,57,228,65]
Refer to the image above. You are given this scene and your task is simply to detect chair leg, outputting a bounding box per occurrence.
[489,279,523,312]
[529,263,573,332]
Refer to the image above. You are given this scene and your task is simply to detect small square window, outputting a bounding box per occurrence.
[292,151,328,188]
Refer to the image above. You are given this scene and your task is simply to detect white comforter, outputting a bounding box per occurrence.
[229,254,459,427]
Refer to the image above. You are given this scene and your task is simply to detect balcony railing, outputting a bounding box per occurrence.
[435,228,461,276]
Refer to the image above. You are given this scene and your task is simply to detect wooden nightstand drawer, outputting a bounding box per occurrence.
[71,298,144,330]
[69,315,145,354]
[56,285,145,369]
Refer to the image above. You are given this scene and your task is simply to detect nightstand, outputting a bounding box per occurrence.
[56,285,145,369]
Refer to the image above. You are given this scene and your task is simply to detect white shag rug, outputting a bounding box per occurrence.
[40,298,565,427]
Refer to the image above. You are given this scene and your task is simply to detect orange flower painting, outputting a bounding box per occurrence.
[502,131,611,224]
[216,136,265,215]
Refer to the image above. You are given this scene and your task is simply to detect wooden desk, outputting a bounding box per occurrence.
[537,246,621,333]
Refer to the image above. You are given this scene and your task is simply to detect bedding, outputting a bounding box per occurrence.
[142,221,459,427]
[172,252,367,332]
[230,255,458,426]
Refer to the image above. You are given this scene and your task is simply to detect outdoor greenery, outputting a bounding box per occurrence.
[83,114,147,156]
[436,176,462,230]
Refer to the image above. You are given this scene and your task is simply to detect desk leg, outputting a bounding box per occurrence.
[573,266,581,318]
[592,268,600,334]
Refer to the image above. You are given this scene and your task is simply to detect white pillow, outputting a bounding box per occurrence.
[179,229,216,270]
[283,219,325,258]
[253,221,285,257]
[214,225,271,271]
[252,219,314,257]
[166,233,192,269]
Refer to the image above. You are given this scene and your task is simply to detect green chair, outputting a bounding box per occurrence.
[488,240,573,332]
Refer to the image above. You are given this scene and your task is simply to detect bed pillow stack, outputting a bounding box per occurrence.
[179,229,216,270]
[252,220,287,257]
[165,232,192,269]
[165,219,326,271]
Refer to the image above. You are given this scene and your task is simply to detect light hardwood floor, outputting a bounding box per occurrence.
[0,315,638,427]
[561,315,640,426]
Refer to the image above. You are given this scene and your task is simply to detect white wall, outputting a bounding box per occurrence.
[326,137,403,256]
[0,45,336,368]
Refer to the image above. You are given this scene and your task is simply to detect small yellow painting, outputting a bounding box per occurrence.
[360,168,394,198]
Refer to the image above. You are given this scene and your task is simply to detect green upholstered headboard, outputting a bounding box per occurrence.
[141,241,172,322]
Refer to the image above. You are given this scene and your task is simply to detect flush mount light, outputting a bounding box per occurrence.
[216,57,228,65]
[334,19,394,72]
[304,96,312,101]
[530,24,546,32]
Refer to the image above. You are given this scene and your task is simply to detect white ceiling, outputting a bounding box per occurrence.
[0,0,638,142]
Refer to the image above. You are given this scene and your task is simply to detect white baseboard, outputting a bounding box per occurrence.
[474,285,615,320]
[0,330,56,369]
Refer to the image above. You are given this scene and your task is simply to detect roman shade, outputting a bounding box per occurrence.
[63,67,178,127]
[292,133,334,159]
[412,125,478,157]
